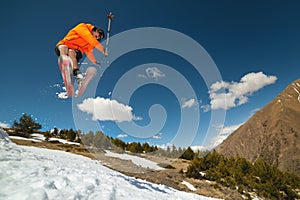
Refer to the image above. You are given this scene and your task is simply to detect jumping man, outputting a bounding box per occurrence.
[55,23,108,86]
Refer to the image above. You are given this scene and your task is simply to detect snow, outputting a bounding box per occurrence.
[48,138,80,145]
[105,150,165,170]
[9,133,80,146]
[0,129,221,200]
[199,172,206,177]
[181,181,197,191]
[0,128,10,143]
[294,87,300,103]
[9,135,43,142]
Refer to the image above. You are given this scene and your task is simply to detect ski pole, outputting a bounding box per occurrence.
[105,12,114,53]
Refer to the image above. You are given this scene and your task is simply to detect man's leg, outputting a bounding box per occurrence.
[68,49,83,86]
[57,45,77,69]
[57,45,68,56]
[68,49,79,70]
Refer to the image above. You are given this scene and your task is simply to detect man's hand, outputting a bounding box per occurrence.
[95,61,100,66]
[103,49,108,57]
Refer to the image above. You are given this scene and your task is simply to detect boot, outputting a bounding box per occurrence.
[73,69,83,87]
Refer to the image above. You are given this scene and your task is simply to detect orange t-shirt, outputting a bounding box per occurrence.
[57,23,104,63]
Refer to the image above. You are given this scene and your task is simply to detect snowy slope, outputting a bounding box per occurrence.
[105,150,165,170]
[0,129,220,200]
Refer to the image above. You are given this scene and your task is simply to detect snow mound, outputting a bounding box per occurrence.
[105,150,165,170]
[9,133,80,145]
[0,128,11,143]
[0,141,220,200]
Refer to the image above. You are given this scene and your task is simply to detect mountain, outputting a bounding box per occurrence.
[217,79,300,176]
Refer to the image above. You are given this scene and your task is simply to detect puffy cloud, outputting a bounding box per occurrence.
[139,67,166,80]
[215,123,243,135]
[152,132,162,139]
[181,98,196,109]
[117,133,128,138]
[210,135,229,149]
[152,135,161,139]
[146,67,165,79]
[208,123,243,148]
[77,97,139,122]
[209,72,277,110]
[190,145,207,152]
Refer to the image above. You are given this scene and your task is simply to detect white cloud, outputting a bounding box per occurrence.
[77,97,140,122]
[152,132,162,139]
[0,122,10,128]
[146,67,165,79]
[208,72,277,110]
[210,135,229,149]
[152,135,161,139]
[139,67,165,80]
[194,123,243,150]
[181,98,196,109]
[207,123,243,149]
[200,104,211,112]
[215,123,243,135]
[117,133,128,138]
[190,145,207,152]
[156,143,173,150]
[249,108,260,117]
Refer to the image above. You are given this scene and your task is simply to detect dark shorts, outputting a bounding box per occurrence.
[55,46,83,62]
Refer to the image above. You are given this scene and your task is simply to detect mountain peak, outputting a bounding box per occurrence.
[217,79,300,175]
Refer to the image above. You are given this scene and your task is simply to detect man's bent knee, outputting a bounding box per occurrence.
[55,45,68,56]
[68,49,77,61]
[58,45,68,55]
[69,49,82,62]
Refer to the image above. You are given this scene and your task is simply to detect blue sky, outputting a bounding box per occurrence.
[1,0,300,149]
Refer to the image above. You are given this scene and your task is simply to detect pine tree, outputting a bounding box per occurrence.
[67,129,76,142]
[44,131,52,141]
[180,147,195,160]
[111,138,126,150]
[12,113,42,137]
[52,127,59,137]
[59,129,67,139]
[142,142,151,153]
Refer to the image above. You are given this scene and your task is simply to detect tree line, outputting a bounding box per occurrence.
[9,113,204,159]
[10,113,81,142]
[9,114,196,158]
[44,128,81,143]
[185,150,300,199]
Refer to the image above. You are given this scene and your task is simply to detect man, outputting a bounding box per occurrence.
[55,23,108,86]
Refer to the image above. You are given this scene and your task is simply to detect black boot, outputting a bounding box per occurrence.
[73,69,83,86]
